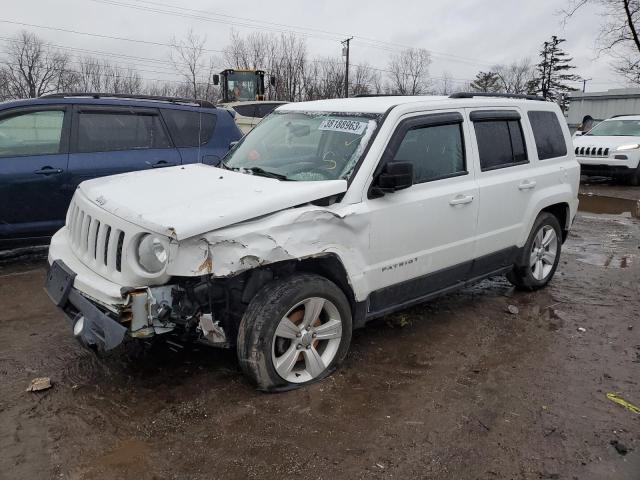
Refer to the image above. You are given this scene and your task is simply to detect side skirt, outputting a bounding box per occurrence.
[359,246,520,325]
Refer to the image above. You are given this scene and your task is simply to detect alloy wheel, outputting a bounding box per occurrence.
[271,297,343,383]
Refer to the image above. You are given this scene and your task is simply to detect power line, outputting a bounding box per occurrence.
[0,21,477,83]
[0,18,225,54]
[89,0,495,66]
[0,35,218,73]
[128,0,487,64]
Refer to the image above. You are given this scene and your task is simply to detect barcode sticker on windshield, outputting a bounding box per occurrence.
[319,118,367,135]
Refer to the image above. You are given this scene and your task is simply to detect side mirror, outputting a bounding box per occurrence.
[270,76,276,87]
[574,130,583,137]
[375,162,413,193]
[212,74,220,86]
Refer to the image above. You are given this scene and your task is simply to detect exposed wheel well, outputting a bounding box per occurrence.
[220,254,358,324]
[541,203,570,241]
[260,255,355,309]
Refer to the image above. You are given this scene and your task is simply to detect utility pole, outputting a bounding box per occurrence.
[582,78,592,93]
[342,37,353,98]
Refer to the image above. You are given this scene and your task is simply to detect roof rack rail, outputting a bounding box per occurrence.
[449,92,546,101]
[610,113,640,118]
[40,92,216,108]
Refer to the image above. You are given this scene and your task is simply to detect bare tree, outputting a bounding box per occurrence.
[386,48,432,95]
[350,62,381,96]
[434,71,454,95]
[2,31,75,98]
[0,69,10,100]
[223,30,272,70]
[262,33,307,102]
[103,64,143,94]
[563,0,640,83]
[492,59,535,93]
[75,56,105,92]
[170,29,219,102]
[307,58,344,99]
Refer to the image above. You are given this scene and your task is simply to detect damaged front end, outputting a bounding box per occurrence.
[46,259,246,352]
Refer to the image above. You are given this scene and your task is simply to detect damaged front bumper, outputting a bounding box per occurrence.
[45,258,228,352]
[45,260,128,351]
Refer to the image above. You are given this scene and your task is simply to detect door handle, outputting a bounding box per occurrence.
[150,161,177,168]
[34,167,63,175]
[518,180,537,190]
[449,194,474,206]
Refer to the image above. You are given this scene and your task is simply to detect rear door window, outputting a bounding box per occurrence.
[527,111,567,160]
[0,110,65,157]
[392,123,466,183]
[162,109,217,147]
[76,110,171,153]
[473,117,528,171]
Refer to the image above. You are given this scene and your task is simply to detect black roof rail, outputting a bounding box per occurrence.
[39,92,216,108]
[449,92,546,101]
[610,113,640,118]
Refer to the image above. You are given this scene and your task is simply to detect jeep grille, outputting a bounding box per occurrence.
[574,146,610,158]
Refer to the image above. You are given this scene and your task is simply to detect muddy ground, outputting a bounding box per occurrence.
[1,182,639,480]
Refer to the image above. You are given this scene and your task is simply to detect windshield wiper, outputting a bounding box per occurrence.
[245,167,290,180]
[226,165,290,180]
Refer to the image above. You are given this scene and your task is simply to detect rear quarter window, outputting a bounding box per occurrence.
[162,109,217,147]
[232,105,257,117]
[527,111,567,160]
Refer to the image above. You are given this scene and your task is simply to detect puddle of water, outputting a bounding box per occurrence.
[578,193,640,219]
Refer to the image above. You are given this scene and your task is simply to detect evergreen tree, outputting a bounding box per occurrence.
[528,36,580,104]
[470,71,501,92]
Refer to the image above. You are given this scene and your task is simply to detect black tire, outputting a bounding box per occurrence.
[506,212,562,291]
[237,273,352,392]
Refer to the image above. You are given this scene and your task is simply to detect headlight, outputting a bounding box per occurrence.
[137,234,168,273]
[616,143,640,151]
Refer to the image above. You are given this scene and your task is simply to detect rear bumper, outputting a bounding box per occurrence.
[45,260,127,351]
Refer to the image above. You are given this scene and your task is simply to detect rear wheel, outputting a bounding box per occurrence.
[237,273,352,391]
[507,212,562,291]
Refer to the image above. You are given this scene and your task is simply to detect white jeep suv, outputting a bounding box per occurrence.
[46,93,579,391]
[574,115,640,185]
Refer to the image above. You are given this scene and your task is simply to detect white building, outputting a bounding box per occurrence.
[567,88,640,132]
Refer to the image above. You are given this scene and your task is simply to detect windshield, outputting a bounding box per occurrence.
[586,119,640,136]
[226,72,257,102]
[224,111,379,181]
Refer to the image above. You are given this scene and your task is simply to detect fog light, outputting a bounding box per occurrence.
[73,316,85,336]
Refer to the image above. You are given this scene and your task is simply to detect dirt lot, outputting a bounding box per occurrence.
[1,183,639,480]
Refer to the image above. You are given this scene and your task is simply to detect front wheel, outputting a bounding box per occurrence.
[237,273,352,391]
[507,212,562,291]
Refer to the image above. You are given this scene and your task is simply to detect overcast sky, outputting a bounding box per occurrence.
[0,0,628,92]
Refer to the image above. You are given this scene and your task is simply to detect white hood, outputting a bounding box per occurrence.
[79,164,347,240]
[573,135,640,149]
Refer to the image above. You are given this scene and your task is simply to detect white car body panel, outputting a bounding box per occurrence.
[48,95,580,318]
[78,164,347,241]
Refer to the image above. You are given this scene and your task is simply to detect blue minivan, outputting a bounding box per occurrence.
[0,93,242,248]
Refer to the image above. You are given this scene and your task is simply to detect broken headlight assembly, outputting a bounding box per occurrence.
[137,234,168,273]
